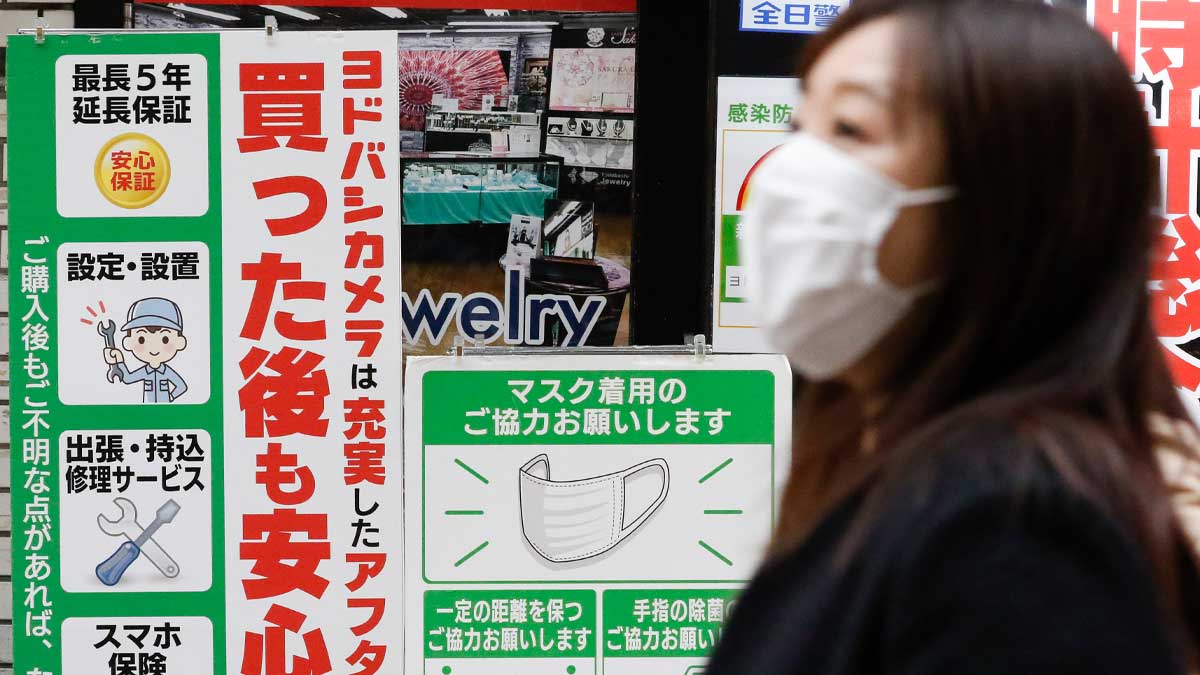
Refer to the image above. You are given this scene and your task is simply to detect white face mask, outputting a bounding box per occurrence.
[519,454,669,563]
[741,132,955,380]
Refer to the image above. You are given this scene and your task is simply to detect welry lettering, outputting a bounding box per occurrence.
[402,268,607,347]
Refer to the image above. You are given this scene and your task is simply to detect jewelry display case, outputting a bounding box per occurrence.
[400,152,562,226]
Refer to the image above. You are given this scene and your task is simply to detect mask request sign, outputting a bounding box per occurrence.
[404,353,792,675]
[8,31,402,675]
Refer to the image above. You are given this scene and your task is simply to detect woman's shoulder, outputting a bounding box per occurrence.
[901,414,1200,541]
[859,419,1166,621]
[859,420,1190,675]
[872,418,1144,565]
[888,418,1080,509]
[746,418,1185,674]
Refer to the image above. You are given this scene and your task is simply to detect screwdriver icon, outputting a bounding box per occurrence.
[96,500,181,587]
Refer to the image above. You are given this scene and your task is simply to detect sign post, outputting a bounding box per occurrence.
[8,29,402,675]
[404,351,792,675]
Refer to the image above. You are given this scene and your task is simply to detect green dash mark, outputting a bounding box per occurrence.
[699,540,733,566]
[704,509,744,515]
[698,458,733,484]
[454,541,490,567]
[455,458,490,485]
[445,510,484,516]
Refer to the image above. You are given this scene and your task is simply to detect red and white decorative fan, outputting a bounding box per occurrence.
[398,50,510,130]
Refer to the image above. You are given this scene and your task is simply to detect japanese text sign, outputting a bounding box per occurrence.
[404,353,792,675]
[712,77,800,353]
[8,30,402,675]
[739,0,851,34]
[1091,0,1200,413]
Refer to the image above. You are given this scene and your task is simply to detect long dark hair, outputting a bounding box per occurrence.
[773,0,1200,656]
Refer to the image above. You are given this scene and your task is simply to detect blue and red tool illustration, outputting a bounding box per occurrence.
[95,498,181,586]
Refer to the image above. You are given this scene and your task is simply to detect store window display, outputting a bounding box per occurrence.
[132,3,639,358]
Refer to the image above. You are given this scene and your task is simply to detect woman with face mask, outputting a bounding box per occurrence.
[706,0,1200,673]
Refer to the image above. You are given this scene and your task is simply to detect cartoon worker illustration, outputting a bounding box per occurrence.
[101,297,189,403]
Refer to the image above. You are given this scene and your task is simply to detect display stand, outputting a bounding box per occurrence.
[400,152,564,261]
[542,22,637,211]
[425,110,543,153]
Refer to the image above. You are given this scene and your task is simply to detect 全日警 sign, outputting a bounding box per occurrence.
[739,0,850,34]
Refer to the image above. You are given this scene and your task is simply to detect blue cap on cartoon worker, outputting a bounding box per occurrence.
[122,297,183,332]
[102,297,189,403]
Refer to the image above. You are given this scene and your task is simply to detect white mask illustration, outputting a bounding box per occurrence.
[741,132,955,379]
[519,454,669,563]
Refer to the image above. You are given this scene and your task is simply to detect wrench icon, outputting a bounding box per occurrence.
[97,497,181,578]
[97,319,121,384]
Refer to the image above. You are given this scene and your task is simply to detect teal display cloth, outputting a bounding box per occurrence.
[480,185,558,224]
[403,184,558,225]
[402,187,480,225]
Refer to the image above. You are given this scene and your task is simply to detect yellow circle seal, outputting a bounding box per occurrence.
[94,133,171,209]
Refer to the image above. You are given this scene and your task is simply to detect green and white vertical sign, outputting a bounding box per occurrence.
[9,30,403,675]
[712,76,799,354]
[404,353,792,675]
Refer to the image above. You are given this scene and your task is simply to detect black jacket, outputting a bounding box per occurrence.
[706,424,1191,675]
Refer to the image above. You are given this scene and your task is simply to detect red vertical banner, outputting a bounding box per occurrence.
[1094,0,1200,394]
